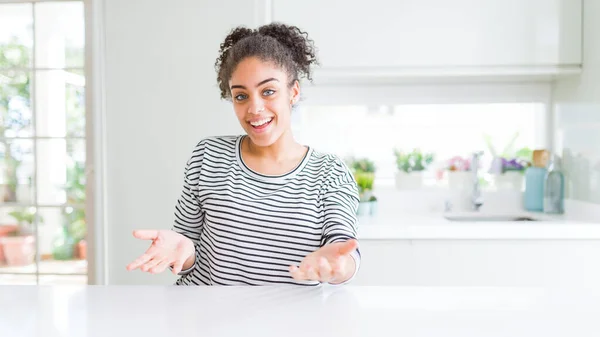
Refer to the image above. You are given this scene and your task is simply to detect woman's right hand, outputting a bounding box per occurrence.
[126,229,195,275]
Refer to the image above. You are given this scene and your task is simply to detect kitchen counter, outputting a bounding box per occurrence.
[2,285,600,337]
[357,212,600,240]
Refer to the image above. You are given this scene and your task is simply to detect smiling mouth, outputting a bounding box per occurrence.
[249,117,273,130]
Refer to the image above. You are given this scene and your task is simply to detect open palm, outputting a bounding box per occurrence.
[126,230,195,275]
[289,239,358,284]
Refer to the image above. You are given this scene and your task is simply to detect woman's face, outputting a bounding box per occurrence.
[229,57,299,147]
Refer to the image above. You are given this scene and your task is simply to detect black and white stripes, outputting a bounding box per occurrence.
[171,135,360,286]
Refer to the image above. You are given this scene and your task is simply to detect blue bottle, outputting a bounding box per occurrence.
[524,150,549,212]
[524,167,547,212]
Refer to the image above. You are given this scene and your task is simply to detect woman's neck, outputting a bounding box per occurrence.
[245,129,305,163]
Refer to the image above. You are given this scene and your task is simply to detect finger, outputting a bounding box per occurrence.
[305,264,319,281]
[337,239,359,256]
[289,265,306,280]
[132,230,159,241]
[126,251,156,271]
[318,257,333,283]
[141,257,163,272]
[149,258,171,274]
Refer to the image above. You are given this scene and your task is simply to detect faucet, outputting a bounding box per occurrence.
[471,151,484,211]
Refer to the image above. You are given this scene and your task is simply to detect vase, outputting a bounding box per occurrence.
[357,202,371,216]
[395,171,423,190]
[0,235,35,266]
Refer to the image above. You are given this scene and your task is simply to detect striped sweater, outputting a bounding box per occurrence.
[171,135,360,286]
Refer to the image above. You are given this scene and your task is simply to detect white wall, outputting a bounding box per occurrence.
[102,0,251,284]
[553,0,600,204]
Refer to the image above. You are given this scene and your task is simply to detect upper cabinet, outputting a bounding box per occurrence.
[270,0,582,82]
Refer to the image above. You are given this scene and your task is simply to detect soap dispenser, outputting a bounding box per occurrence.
[524,150,549,212]
[543,153,565,214]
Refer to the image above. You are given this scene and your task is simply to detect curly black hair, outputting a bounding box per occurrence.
[215,22,318,100]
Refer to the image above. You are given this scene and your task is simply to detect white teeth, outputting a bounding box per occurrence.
[250,117,272,127]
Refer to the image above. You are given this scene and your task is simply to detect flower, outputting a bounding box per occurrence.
[501,157,528,172]
[446,156,471,172]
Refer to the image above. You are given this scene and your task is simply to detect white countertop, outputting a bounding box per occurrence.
[2,285,600,337]
[357,212,600,240]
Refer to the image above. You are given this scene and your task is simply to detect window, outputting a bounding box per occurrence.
[0,1,86,285]
[293,102,545,188]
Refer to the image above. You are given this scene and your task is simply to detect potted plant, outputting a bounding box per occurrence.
[0,41,33,203]
[63,161,87,259]
[445,155,472,190]
[0,208,41,266]
[393,149,434,190]
[347,157,378,216]
[485,132,533,191]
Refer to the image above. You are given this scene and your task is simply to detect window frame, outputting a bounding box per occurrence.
[0,0,101,285]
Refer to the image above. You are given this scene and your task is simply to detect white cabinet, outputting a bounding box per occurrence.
[353,239,600,287]
[271,0,582,79]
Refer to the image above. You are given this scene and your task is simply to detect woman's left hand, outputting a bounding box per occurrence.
[289,239,358,284]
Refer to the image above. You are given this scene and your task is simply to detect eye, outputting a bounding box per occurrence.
[263,89,275,96]
[234,93,248,101]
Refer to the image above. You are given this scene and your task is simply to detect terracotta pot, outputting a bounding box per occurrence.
[0,235,35,266]
[77,240,87,260]
[0,225,19,264]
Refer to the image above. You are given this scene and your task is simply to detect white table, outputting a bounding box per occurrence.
[1,285,599,337]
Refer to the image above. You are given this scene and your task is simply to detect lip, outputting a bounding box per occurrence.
[246,116,274,123]
[247,117,274,134]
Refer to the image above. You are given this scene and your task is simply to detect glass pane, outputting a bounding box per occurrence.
[0,205,39,271]
[0,139,34,204]
[37,139,85,205]
[37,206,87,275]
[34,2,85,68]
[0,274,36,285]
[0,71,33,137]
[0,4,33,69]
[40,274,87,285]
[295,103,541,187]
[36,70,86,137]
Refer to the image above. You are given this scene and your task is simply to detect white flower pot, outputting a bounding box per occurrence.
[447,171,473,190]
[494,171,524,191]
[395,171,423,190]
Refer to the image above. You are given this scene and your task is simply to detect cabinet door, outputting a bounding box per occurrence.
[410,240,600,287]
[352,240,415,286]
[272,0,582,69]
[354,239,600,287]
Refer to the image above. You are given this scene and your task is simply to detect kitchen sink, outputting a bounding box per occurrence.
[444,214,539,222]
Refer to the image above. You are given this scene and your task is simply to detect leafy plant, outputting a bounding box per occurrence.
[346,157,377,201]
[1,39,33,202]
[8,207,43,236]
[394,149,434,173]
[347,157,376,173]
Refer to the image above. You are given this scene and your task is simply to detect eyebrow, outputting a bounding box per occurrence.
[230,78,279,90]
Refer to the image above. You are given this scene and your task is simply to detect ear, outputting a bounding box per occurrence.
[289,80,300,105]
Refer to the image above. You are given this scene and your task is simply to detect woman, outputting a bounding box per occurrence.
[126,23,361,286]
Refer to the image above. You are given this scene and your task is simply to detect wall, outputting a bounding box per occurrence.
[553,0,600,205]
[102,0,251,285]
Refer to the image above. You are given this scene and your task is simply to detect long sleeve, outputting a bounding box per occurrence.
[171,141,206,275]
[321,160,361,284]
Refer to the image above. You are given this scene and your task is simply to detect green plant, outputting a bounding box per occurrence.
[348,157,376,173]
[62,160,86,243]
[394,149,434,173]
[7,208,43,236]
[354,171,375,193]
[1,39,32,202]
[346,157,376,201]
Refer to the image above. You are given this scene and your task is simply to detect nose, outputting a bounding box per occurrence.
[247,98,265,114]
